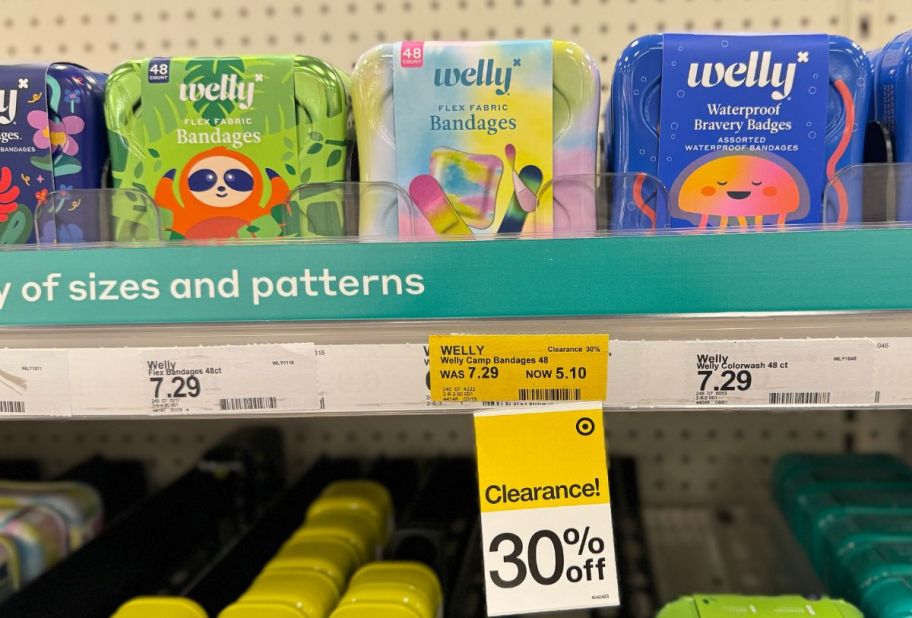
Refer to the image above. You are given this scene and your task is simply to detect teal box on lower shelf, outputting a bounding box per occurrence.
[812,510,912,588]
[861,576,912,618]
[774,454,912,514]
[833,539,912,605]
[787,483,912,554]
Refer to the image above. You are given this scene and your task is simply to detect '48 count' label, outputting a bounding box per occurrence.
[428,334,608,403]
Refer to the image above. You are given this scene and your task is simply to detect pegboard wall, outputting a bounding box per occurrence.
[1,0,912,510]
[0,410,908,507]
[1,0,910,94]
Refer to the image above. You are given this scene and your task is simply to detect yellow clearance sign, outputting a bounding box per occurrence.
[429,334,609,403]
[474,405,610,513]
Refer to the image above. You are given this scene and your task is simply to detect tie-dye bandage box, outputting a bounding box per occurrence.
[353,40,600,238]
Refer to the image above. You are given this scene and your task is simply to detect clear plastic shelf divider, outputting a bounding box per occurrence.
[284,180,418,242]
[823,162,912,226]
[35,188,163,245]
[540,172,670,234]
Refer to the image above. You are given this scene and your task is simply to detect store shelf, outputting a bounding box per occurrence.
[0,419,856,618]
[1,2,911,617]
[644,506,822,602]
[6,312,912,346]
[2,229,912,418]
[4,229,912,325]
[1,312,912,417]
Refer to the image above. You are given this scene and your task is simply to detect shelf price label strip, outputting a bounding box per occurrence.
[318,337,886,411]
[608,338,879,408]
[0,343,318,417]
[0,349,72,416]
[474,403,620,615]
[4,336,912,417]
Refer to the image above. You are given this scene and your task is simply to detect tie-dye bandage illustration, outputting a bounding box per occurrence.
[409,174,473,235]
[352,40,601,238]
[428,147,502,229]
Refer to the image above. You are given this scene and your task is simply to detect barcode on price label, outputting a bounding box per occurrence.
[0,401,25,413]
[768,392,832,405]
[218,397,279,411]
[0,349,70,417]
[518,387,582,401]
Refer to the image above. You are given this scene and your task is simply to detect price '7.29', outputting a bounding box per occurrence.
[150,376,202,399]
[697,369,752,392]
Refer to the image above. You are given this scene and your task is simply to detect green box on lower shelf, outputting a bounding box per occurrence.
[657,595,861,618]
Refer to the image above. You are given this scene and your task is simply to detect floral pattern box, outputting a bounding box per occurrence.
[0,64,107,244]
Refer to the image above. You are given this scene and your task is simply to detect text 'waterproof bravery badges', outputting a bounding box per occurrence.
[105,55,350,240]
[0,64,108,244]
[352,40,601,238]
[608,33,870,230]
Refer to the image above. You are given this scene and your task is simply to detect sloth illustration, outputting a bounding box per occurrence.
[154,146,290,239]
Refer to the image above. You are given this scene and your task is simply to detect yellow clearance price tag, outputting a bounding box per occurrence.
[474,404,620,615]
[428,334,608,403]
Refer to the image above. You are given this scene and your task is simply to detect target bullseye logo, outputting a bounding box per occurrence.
[576,416,595,436]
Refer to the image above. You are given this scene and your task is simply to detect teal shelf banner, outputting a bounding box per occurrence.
[0,229,910,326]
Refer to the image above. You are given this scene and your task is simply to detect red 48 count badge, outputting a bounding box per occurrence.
[474,403,620,615]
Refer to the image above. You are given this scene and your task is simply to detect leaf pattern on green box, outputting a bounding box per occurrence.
[182,58,246,126]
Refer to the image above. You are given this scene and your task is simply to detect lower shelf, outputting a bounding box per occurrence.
[0,439,857,618]
[0,411,907,617]
[644,506,822,602]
